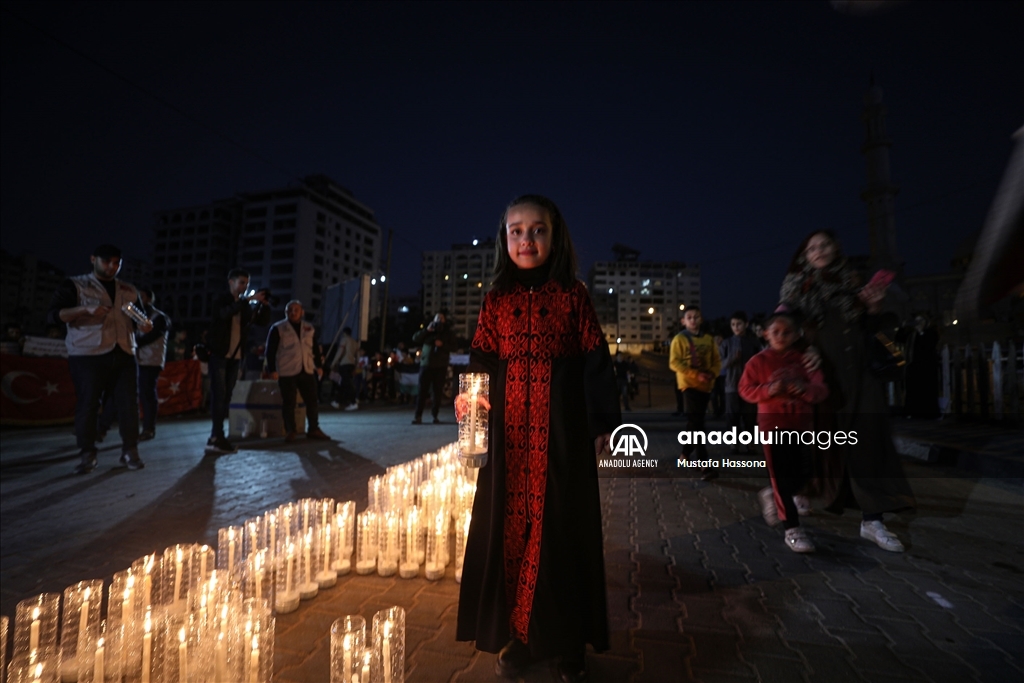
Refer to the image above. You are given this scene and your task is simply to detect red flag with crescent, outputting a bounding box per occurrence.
[1,355,203,425]
[0,353,77,425]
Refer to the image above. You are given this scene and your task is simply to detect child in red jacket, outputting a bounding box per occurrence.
[739,308,828,552]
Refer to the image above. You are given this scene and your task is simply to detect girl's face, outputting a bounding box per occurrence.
[766,319,798,352]
[506,204,552,270]
[805,233,837,270]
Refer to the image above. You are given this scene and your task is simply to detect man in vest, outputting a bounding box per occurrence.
[266,300,331,442]
[136,288,171,441]
[207,268,271,454]
[47,244,151,473]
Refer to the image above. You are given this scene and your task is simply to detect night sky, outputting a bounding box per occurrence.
[2,0,1021,322]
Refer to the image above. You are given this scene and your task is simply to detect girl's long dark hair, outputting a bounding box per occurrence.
[491,194,579,291]
[787,229,847,281]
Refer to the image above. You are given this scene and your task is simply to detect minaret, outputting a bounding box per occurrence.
[860,79,903,272]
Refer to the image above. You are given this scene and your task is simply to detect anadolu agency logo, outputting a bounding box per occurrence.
[600,424,659,469]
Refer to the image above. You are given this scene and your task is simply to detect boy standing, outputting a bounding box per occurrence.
[669,307,721,480]
[721,311,761,454]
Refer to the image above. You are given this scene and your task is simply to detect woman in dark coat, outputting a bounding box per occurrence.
[780,230,915,552]
[456,195,620,683]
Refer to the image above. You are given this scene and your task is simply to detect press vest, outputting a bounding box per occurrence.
[273,319,316,377]
[137,306,170,368]
[65,274,138,356]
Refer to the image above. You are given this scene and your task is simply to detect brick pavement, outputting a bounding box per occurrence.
[2,403,1023,682]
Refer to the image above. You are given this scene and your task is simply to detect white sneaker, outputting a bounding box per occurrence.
[794,495,812,516]
[345,402,359,411]
[860,520,905,552]
[330,400,340,409]
[758,487,779,527]
[785,527,815,553]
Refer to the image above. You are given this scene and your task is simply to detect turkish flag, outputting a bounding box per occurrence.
[0,353,77,425]
[157,360,203,416]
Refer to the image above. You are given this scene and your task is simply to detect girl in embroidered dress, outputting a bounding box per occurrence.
[456,195,620,683]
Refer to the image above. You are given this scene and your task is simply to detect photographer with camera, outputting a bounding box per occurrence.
[411,311,456,424]
[205,268,271,454]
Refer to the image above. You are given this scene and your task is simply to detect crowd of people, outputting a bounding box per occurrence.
[31,194,946,682]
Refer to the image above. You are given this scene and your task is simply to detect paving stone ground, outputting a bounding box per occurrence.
[2,400,1022,682]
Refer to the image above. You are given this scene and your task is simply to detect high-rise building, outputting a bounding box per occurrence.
[589,250,700,352]
[152,175,383,328]
[421,238,497,341]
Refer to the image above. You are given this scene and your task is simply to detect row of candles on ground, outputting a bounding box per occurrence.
[1,442,475,682]
[4,575,272,683]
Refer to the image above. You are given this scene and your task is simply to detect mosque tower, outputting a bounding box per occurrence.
[860,79,903,273]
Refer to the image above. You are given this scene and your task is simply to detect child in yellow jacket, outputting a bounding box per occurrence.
[669,307,722,475]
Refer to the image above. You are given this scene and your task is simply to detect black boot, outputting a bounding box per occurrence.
[494,639,532,679]
[74,449,98,474]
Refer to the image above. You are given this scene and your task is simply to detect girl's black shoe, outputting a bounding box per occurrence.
[555,651,587,683]
[494,639,532,679]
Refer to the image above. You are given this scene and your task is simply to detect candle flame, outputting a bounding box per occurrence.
[144,610,152,633]
[97,637,104,648]
[176,546,183,562]
[83,586,91,600]
[252,635,259,651]
[179,627,186,643]
[127,574,135,589]
[32,606,39,619]
[384,620,392,638]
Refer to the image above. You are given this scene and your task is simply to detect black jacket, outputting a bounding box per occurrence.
[208,292,271,358]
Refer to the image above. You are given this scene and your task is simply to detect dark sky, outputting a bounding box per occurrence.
[2,0,1021,320]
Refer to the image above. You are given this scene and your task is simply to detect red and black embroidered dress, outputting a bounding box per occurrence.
[456,268,620,657]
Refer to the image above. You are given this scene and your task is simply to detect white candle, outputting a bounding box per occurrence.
[361,652,371,683]
[121,579,133,627]
[173,548,183,605]
[141,615,152,683]
[249,636,260,683]
[255,567,263,601]
[250,522,259,556]
[229,533,236,570]
[200,546,209,577]
[323,525,331,572]
[383,620,392,683]
[343,634,352,683]
[178,628,188,682]
[78,587,91,648]
[93,637,105,683]
[269,516,277,557]
[286,546,294,592]
[29,607,40,651]
[304,542,312,586]
[469,384,478,451]
[143,573,152,610]
[215,633,228,682]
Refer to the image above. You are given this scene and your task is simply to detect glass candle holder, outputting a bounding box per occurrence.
[76,619,111,683]
[195,544,216,583]
[333,502,355,576]
[330,615,366,683]
[163,614,192,683]
[377,512,399,577]
[398,507,420,579]
[244,516,265,559]
[14,593,60,661]
[245,549,275,606]
[315,497,337,531]
[297,497,319,535]
[262,511,280,564]
[355,511,378,575]
[371,607,405,683]
[458,373,489,468]
[131,554,160,613]
[277,502,298,544]
[218,526,244,577]
[274,540,300,614]
[316,523,338,588]
[455,511,472,584]
[424,511,447,581]
[297,529,319,600]
[161,544,195,616]
[59,580,103,683]
[239,600,274,683]
[368,476,384,512]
